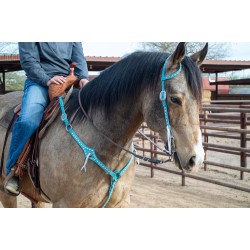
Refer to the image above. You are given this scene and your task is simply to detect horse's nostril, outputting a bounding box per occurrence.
[189,156,196,168]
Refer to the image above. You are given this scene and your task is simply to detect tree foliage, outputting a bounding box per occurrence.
[5,72,25,91]
[0,42,18,54]
[0,72,25,91]
[140,42,231,60]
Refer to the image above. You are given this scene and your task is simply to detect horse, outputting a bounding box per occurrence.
[0,42,208,208]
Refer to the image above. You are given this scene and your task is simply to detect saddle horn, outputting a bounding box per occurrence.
[48,62,79,101]
[69,62,77,76]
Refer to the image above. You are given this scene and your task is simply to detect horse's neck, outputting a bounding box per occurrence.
[78,100,143,163]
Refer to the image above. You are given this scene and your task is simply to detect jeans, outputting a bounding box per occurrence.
[6,79,49,176]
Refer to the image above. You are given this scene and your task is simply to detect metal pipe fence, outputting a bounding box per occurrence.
[201,103,249,180]
[133,101,250,193]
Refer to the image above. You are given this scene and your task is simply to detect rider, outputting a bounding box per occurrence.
[4,42,89,195]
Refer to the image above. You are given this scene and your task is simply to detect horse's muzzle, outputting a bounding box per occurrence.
[174,152,201,173]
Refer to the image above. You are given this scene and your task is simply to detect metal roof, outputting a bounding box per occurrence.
[200,60,250,73]
[0,55,122,72]
[85,56,121,71]
[0,55,21,72]
[1,55,250,73]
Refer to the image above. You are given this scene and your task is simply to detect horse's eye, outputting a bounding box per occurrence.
[170,96,182,105]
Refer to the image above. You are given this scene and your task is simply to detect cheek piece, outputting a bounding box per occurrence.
[160,57,182,161]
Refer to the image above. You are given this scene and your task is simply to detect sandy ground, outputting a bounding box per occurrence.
[130,165,250,208]
[130,135,250,208]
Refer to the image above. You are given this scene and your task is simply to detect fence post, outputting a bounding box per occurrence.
[142,125,145,157]
[240,111,247,180]
[182,170,186,186]
[0,72,6,94]
[150,130,154,178]
[152,131,158,178]
[203,109,208,171]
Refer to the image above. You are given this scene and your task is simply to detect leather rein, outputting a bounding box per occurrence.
[77,90,170,165]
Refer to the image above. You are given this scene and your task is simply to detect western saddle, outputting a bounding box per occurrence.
[0,63,80,203]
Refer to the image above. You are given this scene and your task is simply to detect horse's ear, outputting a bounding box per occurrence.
[167,42,186,69]
[190,43,208,66]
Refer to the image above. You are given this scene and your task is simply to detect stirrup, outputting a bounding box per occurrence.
[3,169,20,196]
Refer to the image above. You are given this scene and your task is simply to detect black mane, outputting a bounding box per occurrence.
[66,51,202,123]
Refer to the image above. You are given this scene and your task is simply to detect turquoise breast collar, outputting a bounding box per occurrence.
[59,96,135,208]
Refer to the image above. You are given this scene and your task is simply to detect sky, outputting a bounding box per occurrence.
[227,43,250,60]
[83,42,139,57]
[83,42,250,60]
[1,42,250,60]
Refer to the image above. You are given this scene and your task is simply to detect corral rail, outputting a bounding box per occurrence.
[133,100,250,193]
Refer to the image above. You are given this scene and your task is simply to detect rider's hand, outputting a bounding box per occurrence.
[47,76,67,86]
[79,78,89,88]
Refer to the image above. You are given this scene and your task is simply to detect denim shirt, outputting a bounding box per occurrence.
[18,42,89,86]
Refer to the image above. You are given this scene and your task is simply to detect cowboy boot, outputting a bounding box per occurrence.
[4,169,20,196]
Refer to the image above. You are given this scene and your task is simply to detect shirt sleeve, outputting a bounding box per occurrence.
[18,42,51,86]
[72,42,89,80]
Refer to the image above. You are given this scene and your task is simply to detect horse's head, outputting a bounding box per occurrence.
[142,42,208,173]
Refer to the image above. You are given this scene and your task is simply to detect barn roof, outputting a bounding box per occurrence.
[0,55,122,72]
[1,54,250,73]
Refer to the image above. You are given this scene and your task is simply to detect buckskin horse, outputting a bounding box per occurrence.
[0,42,208,208]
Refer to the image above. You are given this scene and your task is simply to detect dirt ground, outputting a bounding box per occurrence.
[1,137,250,208]
[130,136,250,208]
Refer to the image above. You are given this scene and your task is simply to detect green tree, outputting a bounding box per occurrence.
[5,71,25,91]
[140,42,231,60]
